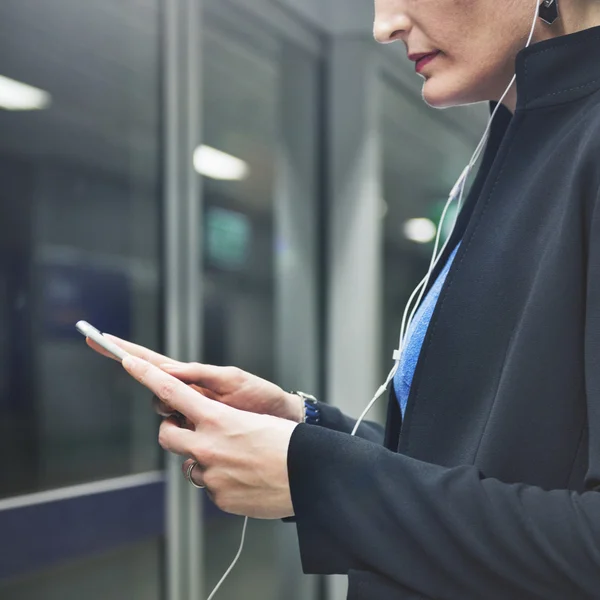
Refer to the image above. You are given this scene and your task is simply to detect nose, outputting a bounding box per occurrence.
[373,12,411,44]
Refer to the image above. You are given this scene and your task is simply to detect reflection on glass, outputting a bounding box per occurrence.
[206,207,251,270]
[0,0,163,498]
[403,218,437,244]
[194,145,250,181]
[0,74,52,111]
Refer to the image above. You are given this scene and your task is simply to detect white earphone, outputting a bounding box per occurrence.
[206,1,542,597]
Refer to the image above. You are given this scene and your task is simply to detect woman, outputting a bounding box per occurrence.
[91,0,600,597]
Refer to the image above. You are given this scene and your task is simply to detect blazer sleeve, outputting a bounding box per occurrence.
[286,190,600,600]
[316,401,384,445]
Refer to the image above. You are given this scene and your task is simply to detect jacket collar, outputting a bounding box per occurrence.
[515,24,600,110]
[422,26,600,298]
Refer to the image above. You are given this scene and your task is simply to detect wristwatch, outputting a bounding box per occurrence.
[290,391,320,425]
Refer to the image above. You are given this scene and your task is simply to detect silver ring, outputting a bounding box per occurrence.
[186,461,205,489]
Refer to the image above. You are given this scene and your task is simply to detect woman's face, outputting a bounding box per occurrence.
[374,0,541,108]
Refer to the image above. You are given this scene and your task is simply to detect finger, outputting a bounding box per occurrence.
[87,334,184,369]
[152,395,176,417]
[158,371,220,401]
[152,396,195,429]
[158,419,198,456]
[86,337,122,362]
[182,458,206,488]
[86,336,219,402]
[160,362,237,396]
[123,356,215,422]
[188,385,219,402]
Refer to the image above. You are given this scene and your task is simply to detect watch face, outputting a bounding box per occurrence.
[294,391,317,402]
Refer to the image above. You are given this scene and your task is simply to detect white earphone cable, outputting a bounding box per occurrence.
[206,515,249,600]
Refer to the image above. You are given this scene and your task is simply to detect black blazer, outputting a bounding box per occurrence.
[288,26,600,600]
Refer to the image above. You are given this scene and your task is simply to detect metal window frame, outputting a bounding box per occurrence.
[162,1,203,599]
[0,472,165,581]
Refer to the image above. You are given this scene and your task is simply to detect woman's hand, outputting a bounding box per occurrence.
[86,335,304,423]
[123,355,297,519]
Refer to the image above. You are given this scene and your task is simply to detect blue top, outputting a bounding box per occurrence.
[393,244,461,416]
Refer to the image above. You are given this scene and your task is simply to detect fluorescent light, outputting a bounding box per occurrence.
[0,74,51,111]
[193,145,249,181]
[403,218,437,244]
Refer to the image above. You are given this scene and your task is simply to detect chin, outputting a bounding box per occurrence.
[421,77,476,109]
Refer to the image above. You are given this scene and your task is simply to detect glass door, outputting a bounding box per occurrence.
[0,1,165,597]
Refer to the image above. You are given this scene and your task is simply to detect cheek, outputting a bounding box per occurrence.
[413,0,529,106]
[412,0,478,62]
[421,52,512,108]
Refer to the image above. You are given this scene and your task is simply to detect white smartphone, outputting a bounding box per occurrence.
[76,320,185,421]
[75,320,129,361]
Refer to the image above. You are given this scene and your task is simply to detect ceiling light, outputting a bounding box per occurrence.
[403,218,437,244]
[0,74,51,111]
[193,145,249,181]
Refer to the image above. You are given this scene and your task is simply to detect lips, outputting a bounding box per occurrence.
[409,51,440,74]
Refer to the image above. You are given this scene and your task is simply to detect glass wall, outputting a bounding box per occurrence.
[0,0,163,498]
[0,1,491,598]
[0,0,164,597]
[0,0,323,597]
[201,24,278,382]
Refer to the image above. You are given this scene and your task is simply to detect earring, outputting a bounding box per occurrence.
[539,0,559,25]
